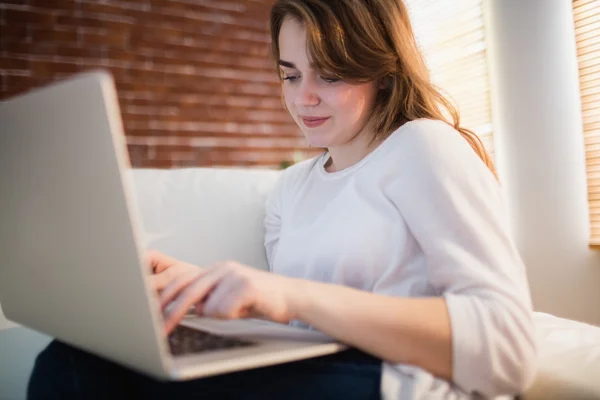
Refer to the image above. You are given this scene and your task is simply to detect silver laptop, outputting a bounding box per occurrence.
[0,70,346,381]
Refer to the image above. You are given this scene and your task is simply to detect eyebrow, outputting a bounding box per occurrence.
[278,60,297,69]
[278,59,317,69]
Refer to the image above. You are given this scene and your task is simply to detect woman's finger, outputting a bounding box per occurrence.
[158,269,204,309]
[150,265,185,292]
[202,275,251,319]
[150,271,171,292]
[145,249,178,274]
[163,267,230,334]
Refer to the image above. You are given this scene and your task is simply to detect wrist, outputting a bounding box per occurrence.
[285,277,311,323]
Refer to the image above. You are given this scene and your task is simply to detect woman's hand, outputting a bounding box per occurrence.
[146,249,204,292]
[158,260,299,334]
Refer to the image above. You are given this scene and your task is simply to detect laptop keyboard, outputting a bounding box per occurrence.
[168,325,258,356]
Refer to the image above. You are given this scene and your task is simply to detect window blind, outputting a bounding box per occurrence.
[404,0,494,158]
[573,0,600,248]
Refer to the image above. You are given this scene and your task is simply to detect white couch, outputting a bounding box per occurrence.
[1,167,599,399]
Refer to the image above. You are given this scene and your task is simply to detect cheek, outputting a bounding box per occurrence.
[282,86,295,112]
[323,87,372,121]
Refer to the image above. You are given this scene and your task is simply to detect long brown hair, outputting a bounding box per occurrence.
[269,0,497,177]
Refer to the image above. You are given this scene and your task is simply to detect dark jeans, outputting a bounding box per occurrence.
[28,340,382,400]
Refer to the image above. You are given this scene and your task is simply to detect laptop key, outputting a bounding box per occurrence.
[168,325,258,356]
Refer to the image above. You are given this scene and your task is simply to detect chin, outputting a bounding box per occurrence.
[302,131,335,149]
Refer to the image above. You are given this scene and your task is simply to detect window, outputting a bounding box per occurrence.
[404,0,494,158]
[573,0,600,248]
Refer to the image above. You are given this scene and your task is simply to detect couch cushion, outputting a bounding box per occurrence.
[128,167,282,271]
[522,312,600,399]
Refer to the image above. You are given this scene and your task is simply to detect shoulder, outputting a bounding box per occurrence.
[387,118,493,179]
[377,119,501,206]
[391,118,472,157]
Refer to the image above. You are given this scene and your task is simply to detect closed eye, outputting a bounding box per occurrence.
[281,75,339,84]
[321,76,340,83]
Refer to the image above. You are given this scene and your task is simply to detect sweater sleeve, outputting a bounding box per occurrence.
[388,120,538,397]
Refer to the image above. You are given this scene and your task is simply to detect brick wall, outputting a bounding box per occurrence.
[0,0,321,168]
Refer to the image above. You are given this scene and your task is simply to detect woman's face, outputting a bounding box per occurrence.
[278,17,379,149]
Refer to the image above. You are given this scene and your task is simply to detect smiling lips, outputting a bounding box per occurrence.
[301,116,330,128]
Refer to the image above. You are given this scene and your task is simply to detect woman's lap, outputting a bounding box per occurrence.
[28,340,382,400]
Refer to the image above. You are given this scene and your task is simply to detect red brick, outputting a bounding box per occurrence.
[123,105,292,125]
[129,32,270,57]
[79,1,136,16]
[2,41,32,55]
[3,74,39,94]
[54,45,104,58]
[1,24,28,40]
[29,27,78,43]
[0,57,29,70]
[56,14,135,32]
[4,74,36,86]
[0,0,32,4]
[130,158,173,169]
[28,0,77,12]
[3,41,62,57]
[80,30,128,47]
[29,59,79,75]
[124,119,300,136]
[5,8,58,25]
[127,144,149,165]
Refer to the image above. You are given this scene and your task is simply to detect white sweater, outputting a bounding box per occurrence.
[263,119,537,399]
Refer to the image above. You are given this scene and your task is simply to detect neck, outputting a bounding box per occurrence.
[324,130,382,173]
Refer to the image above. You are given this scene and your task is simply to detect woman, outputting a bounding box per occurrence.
[28,0,537,399]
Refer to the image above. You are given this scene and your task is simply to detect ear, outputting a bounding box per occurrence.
[378,75,391,90]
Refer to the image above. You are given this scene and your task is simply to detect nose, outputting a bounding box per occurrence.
[294,78,320,108]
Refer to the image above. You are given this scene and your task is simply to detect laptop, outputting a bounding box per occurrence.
[0,70,346,381]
